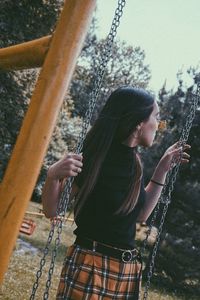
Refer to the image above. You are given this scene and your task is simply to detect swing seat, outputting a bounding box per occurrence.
[19,218,36,235]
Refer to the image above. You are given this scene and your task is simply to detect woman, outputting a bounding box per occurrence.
[42,87,190,299]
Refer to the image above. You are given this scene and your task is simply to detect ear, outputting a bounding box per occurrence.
[136,123,143,131]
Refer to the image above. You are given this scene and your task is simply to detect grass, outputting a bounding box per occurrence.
[0,202,198,300]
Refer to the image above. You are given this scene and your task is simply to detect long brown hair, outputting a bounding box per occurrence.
[74,87,154,217]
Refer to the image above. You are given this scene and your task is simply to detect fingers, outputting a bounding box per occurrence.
[68,169,81,177]
[181,158,189,164]
[48,152,84,180]
[70,159,83,168]
[64,153,83,177]
[71,164,82,174]
[182,152,190,159]
[171,142,191,151]
[65,166,82,177]
[180,151,190,164]
[169,146,191,166]
[183,144,191,150]
[169,143,191,155]
[66,153,82,160]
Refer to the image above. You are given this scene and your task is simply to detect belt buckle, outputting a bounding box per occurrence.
[121,250,133,263]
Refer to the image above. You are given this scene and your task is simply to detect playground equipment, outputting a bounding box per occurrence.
[0,0,96,285]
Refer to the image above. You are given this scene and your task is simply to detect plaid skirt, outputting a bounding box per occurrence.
[56,244,142,300]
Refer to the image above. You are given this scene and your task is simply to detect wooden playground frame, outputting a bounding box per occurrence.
[0,0,96,284]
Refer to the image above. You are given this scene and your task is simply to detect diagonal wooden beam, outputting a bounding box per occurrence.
[0,35,51,70]
[0,0,96,284]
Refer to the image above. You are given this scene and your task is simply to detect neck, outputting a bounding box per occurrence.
[122,136,139,148]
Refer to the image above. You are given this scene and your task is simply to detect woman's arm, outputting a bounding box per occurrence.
[42,153,82,218]
[137,142,191,222]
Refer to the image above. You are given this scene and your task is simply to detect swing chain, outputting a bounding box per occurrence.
[30,1,127,299]
[142,83,200,300]
[30,222,56,300]
[42,178,73,299]
[75,0,127,155]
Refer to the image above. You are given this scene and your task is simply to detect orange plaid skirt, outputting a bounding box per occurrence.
[56,244,142,299]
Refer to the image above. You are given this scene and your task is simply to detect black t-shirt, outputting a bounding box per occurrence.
[74,141,146,248]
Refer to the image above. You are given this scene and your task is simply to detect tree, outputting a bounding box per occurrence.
[142,71,200,294]
[70,33,151,123]
[0,0,64,180]
[33,93,83,201]
[0,2,151,201]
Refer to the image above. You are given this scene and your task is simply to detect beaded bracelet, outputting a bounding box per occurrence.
[150,179,165,186]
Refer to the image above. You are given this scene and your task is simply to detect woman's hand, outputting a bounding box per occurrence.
[158,142,191,173]
[141,142,191,222]
[47,153,83,180]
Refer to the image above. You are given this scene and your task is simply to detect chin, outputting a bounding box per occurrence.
[145,142,153,148]
[140,139,154,148]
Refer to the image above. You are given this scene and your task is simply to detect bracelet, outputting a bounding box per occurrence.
[150,179,165,186]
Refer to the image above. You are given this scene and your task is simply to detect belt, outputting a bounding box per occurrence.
[74,236,141,263]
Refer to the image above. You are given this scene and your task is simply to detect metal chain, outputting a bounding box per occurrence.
[142,82,200,300]
[30,1,126,298]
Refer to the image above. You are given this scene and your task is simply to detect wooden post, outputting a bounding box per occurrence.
[0,36,51,70]
[0,0,96,284]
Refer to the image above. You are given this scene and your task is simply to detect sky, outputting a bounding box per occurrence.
[95,0,200,93]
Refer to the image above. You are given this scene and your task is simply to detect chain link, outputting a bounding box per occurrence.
[30,1,126,298]
[142,82,200,300]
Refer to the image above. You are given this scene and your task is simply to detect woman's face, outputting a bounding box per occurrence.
[123,101,160,148]
[138,101,160,147]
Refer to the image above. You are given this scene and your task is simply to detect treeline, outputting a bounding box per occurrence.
[0,1,199,296]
